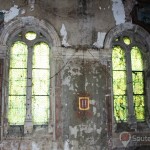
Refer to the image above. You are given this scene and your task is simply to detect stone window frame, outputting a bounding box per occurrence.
[104,23,150,131]
[112,32,147,127]
[7,28,52,131]
[0,17,61,139]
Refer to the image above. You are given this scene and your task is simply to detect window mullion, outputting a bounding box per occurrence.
[24,46,33,133]
[126,51,137,129]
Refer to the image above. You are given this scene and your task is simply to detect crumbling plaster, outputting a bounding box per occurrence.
[61,49,111,150]
[0,0,150,150]
[0,0,124,46]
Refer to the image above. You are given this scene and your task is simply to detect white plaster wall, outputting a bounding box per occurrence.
[111,0,125,25]
[1,5,20,23]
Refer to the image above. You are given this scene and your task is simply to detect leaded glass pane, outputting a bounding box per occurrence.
[8,96,26,125]
[134,96,145,120]
[8,41,27,125]
[9,69,27,95]
[32,96,49,124]
[123,37,131,45]
[32,43,50,69]
[132,72,144,94]
[32,42,50,125]
[32,69,50,95]
[112,46,126,70]
[112,37,145,122]
[10,41,28,68]
[131,46,143,71]
[131,46,145,121]
[114,96,127,121]
[112,46,127,122]
[113,71,126,95]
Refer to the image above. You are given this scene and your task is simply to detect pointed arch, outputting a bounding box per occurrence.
[0,16,61,47]
[108,23,150,128]
[104,23,150,51]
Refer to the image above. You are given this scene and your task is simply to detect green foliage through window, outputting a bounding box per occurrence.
[134,96,145,120]
[112,46,127,122]
[123,37,131,45]
[32,43,50,125]
[8,41,27,125]
[112,42,145,122]
[25,31,37,41]
[114,96,127,121]
[131,46,145,120]
[8,39,50,125]
[131,46,143,71]
[112,46,126,70]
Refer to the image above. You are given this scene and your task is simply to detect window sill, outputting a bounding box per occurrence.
[115,122,150,133]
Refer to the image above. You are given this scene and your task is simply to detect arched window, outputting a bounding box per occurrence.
[8,31,50,125]
[112,46,127,121]
[112,36,145,122]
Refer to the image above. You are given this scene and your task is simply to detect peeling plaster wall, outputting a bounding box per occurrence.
[111,0,125,25]
[0,0,116,149]
[62,57,109,149]
[0,48,111,150]
[0,0,115,46]
[0,139,54,150]
[1,5,20,23]
[1,0,149,150]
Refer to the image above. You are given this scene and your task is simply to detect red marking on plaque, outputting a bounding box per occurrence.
[79,97,90,110]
